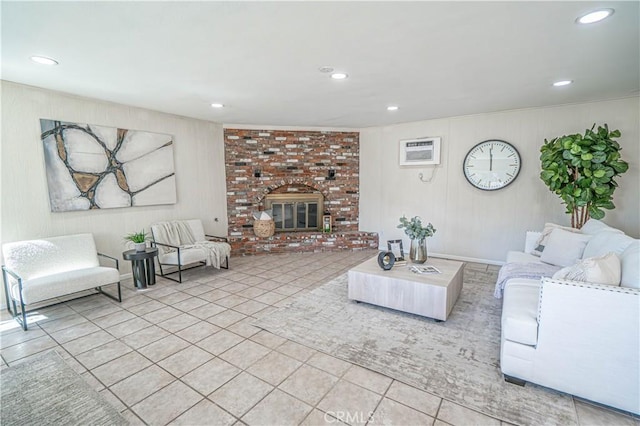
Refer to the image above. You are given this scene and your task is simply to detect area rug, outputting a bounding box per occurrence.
[1,350,127,426]
[255,265,578,426]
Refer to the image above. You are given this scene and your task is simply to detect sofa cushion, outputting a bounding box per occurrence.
[502,280,540,346]
[540,229,591,267]
[583,230,634,259]
[552,253,621,286]
[532,223,581,256]
[158,247,208,266]
[11,267,120,305]
[620,241,640,289]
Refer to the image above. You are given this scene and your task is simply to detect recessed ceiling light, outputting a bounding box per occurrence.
[211,103,224,108]
[30,56,58,66]
[330,73,348,80]
[576,9,614,24]
[387,106,399,111]
[318,66,334,73]
[553,80,573,87]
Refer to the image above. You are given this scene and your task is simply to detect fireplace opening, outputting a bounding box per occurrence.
[264,193,323,232]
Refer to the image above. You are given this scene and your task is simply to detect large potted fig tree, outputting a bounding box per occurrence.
[540,124,629,229]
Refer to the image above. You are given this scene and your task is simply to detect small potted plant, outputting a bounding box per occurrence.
[124,230,149,252]
[397,216,436,263]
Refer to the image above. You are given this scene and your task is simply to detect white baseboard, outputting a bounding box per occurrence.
[376,244,504,266]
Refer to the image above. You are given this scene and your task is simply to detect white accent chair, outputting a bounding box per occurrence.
[150,219,230,283]
[500,220,639,414]
[2,233,121,330]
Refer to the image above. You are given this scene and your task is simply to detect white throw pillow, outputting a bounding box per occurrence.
[540,228,592,267]
[580,219,621,236]
[524,231,542,254]
[582,230,634,259]
[531,223,581,257]
[620,240,640,289]
[552,252,621,286]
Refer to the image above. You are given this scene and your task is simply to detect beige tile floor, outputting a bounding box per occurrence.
[1,250,638,426]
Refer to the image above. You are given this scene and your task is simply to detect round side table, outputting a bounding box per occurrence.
[122,247,158,289]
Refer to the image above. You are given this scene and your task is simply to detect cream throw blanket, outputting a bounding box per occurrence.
[154,221,231,269]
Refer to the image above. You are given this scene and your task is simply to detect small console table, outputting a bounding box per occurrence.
[122,247,158,290]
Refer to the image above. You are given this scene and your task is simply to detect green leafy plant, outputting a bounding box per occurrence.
[540,124,629,228]
[397,216,436,240]
[123,230,149,244]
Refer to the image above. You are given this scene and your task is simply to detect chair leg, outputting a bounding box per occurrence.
[96,283,122,303]
[2,269,12,313]
[19,296,27,331]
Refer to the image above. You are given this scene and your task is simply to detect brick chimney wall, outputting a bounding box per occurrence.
[224,128,378,255]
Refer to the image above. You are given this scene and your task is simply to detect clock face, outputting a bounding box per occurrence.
[463,140,521,191]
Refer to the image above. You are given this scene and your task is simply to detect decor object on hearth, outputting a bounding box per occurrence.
[377,251,396,270]
[323,214,332,233]
[39,119,176,211]
[463,140,521,191]
[253,211,275,237]
[398,216,436,264]
[123,230,149,252]
[540,124,628,228]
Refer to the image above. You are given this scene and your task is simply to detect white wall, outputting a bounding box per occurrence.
[0,81,227,275]
[360,97,640,263]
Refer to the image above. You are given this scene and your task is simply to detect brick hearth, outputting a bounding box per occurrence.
[224,128,378,255]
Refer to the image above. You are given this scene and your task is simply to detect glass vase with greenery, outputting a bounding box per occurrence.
[397,216,436,263]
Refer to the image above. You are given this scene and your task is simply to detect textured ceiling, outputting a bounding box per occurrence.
[2,1,638,128]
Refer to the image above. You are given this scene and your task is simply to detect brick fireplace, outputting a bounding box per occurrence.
[224,128,378,255]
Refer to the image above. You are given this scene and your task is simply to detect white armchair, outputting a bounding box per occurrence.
[2,233,121,330]
[150,219,231,283]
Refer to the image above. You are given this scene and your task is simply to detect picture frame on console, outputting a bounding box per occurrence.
[387,239,405,261]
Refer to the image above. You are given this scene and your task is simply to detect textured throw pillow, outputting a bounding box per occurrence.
[552,252,621,286]
[540,228,592,267]
[531,223,582,257]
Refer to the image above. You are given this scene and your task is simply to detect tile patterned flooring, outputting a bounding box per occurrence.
[1,250,638,426]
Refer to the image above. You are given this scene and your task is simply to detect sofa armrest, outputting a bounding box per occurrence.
[205,234,228,242]
[533,278,639,410]
[97,253,119,270]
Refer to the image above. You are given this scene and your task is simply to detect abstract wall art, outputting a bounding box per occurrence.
[40,119,177,212]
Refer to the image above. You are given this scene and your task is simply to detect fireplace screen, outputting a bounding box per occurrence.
[264,193,323,232]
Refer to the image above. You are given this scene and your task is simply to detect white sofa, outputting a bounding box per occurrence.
[2,233,121,330]
[150,219,230,283]
[500,219,639,415]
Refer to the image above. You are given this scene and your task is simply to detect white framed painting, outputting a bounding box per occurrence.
[40,119,177,212]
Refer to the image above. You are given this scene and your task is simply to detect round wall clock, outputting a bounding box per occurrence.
[463,140,521,191]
